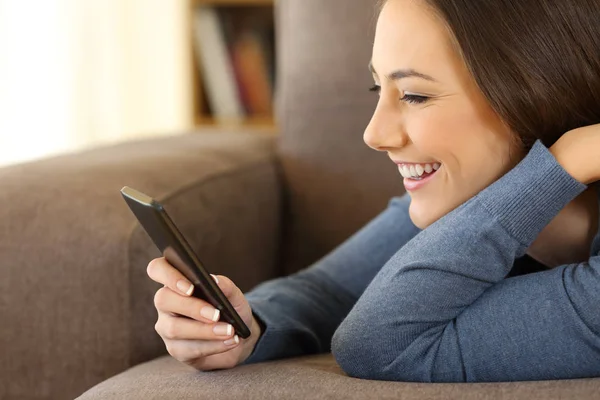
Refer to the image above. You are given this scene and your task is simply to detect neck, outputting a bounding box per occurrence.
[526,185,599,268]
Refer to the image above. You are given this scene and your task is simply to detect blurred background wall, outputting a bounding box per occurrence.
[0,0,194,168]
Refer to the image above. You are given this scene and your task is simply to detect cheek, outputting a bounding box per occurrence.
[405,104,476,155]
[406,102,512,195]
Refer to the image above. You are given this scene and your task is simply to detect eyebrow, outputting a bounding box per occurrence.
[368,61,438,83]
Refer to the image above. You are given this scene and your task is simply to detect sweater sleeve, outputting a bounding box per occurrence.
[240,192,422,364]
[331,139,600,382]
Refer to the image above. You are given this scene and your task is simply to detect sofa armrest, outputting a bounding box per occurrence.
[0,130,282,400]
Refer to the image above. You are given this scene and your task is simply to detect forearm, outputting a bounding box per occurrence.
[239,194,422,364]
[240,269,358,364]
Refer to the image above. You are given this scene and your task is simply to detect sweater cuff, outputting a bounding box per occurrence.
[239,298,290,365]
[476,139,587,247]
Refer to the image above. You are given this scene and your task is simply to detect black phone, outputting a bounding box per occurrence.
[120,186,251,339]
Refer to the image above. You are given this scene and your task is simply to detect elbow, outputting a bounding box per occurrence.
[331,323,383,380]
[331,316,461,383]
[331,318,411,382]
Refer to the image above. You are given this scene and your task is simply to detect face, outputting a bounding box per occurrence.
[366,0,524,229]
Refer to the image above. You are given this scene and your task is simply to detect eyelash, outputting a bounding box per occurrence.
[368,84,429,105]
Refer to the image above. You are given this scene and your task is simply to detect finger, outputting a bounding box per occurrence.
[147,257,195,297]
[163,336,241,364]
[154,286,221,323]
[155,310,235,341]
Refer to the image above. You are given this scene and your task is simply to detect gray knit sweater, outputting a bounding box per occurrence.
[241,139,600,383]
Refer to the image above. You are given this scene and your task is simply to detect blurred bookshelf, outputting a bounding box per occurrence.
[189,0,277,134]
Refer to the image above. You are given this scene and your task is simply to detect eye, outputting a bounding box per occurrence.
[369,85,429,105]
[401,94,429,104]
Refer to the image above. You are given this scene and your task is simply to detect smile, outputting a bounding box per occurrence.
[397,162,441,179]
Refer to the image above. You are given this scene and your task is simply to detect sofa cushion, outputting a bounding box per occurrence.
[76,353,600,399]
[275,0,407,277]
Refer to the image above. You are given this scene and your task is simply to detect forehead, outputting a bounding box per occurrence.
[372,0,459,77]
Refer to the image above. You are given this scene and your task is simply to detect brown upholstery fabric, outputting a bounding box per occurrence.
[0,131,282,400]
[275,0,409,276]
[77,353,600,400]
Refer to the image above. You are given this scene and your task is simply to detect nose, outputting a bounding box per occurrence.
[363,98,408,152]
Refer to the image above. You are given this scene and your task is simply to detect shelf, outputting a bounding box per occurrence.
[194,115,278,134]
[191,0,274,6]
[189,0,276,135]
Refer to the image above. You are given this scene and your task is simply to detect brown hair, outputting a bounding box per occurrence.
[378,0,600,151]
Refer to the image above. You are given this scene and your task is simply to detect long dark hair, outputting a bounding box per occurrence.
[378,0,600,151]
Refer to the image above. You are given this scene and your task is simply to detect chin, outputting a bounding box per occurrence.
[408,203,436,230]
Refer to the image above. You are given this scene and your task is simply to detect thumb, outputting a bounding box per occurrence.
[211,274,247,311]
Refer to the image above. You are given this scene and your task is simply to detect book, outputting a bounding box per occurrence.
[219,7,274,117]
[231,30,273,116]
[219,8,252,115]
[192,6,245,121]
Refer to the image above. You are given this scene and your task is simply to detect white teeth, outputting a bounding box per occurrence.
[398,162,441,178]
[409,165,417,177]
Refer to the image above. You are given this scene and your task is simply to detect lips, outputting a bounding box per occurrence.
[402,167,439,191]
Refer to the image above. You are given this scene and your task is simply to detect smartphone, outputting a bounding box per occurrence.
[120,186,251,339]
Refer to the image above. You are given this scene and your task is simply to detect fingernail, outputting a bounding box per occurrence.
[210,274,219,284]
[201,306,220,322]
[176,280,194,296]
[213,323,233,336]
[224,335,239,346]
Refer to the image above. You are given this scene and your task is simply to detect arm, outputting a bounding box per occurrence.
[241,193,422,364]
[548,123,600,185]
[331,139,600,382]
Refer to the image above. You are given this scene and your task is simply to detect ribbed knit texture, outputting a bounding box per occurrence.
[242,139,600,382]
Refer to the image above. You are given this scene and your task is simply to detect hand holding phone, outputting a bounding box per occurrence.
[121,186,260,370]
[146,256,261,370]
[120,186,250,338]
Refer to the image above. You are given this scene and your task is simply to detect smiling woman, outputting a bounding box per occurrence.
[363,0,600,266]
[233,0,600,384]
[328,0,600,381]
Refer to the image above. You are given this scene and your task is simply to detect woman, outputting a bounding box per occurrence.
[146,0,600,382]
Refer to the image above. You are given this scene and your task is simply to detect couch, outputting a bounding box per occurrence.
[2,0,599,398]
